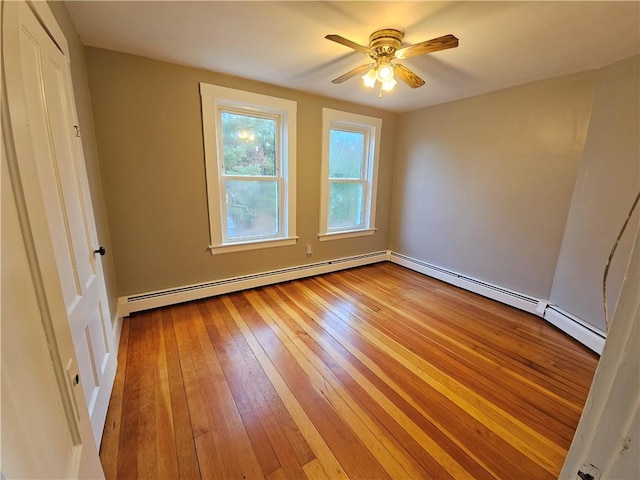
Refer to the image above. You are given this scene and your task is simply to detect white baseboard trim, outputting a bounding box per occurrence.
[117,250,389,316]
[388,252,542,315]
[388,251,606,353]
[543,305,606,354]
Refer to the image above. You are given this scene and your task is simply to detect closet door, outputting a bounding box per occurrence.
[4,0,116,449]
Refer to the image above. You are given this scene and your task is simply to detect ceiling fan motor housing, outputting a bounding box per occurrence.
[369,29,404,57]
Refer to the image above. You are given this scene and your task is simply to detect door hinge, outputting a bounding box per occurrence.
[74,125,80,137]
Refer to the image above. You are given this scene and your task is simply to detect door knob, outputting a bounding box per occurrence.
[93,246,106,256]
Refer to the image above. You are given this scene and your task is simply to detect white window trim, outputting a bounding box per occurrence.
[200,83,297,255]
[319,108,382,241]
[318,228,377,242]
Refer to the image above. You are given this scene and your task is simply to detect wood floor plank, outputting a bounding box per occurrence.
[100,317,130,480]
[116,316,143,479]
[228,293,391,479]
[302,458,332,480]
[312,270,581,433]
[150,310,180,479]
[170,303,212,438]
[257,286,461,480]
[219,295,350,479]
[271,281,499,478]
[199,300,298,478]
[347,266,594,398]
[162,308,201,479]
[339,269,588,420]
[174,302,264,479]
[209,296,317,470]
[244,289,426,480]
[301,276,563,474]
[135,312,161,478]
[101,263,599,479]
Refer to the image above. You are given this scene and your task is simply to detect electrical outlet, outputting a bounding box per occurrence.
[306,244,313,256]
[576,463,601,480]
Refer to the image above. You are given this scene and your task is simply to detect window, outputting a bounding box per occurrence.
[319,108,382,241]
[200,83,297,254]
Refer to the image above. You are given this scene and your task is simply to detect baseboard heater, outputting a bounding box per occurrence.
[118,251,388,316]
[543,305,606,354]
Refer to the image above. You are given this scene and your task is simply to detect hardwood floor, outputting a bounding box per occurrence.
[100,262,599,479]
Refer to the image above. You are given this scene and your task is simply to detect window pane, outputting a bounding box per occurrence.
[225,180,278,238]
[221,112,276,176]
[328,182,363,229]
[329,129,364,179]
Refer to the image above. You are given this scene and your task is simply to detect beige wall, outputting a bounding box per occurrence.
[49,2,119,319]
[84,48,397,296]
[389,56,639,330]
[550,55,640,331]
[390,71,597,299]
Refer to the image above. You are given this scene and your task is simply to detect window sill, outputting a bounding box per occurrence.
[209,236,298,255]
[318,228,376,242]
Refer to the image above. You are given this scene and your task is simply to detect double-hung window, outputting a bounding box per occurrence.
[319,108,382,241]
[200,83,297,254]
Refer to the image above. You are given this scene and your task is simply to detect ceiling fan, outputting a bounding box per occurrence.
[325,29,459,93]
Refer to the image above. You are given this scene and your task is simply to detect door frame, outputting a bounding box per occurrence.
[2,0,104,477]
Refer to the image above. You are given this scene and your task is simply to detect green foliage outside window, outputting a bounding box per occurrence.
[221,112,276,176]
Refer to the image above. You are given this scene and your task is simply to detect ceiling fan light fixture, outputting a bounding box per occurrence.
[381,77,397,92]
[362,68,377,88]
[380,78,398,92]
[376,63,394,83]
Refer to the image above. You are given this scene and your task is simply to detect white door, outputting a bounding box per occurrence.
[4,0,117,448]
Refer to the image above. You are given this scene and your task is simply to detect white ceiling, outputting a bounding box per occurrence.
[65,1,640,113]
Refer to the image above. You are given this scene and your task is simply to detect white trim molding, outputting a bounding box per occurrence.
[318,228,376,242]
[208,236,298,255]
[118,251,388,316]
